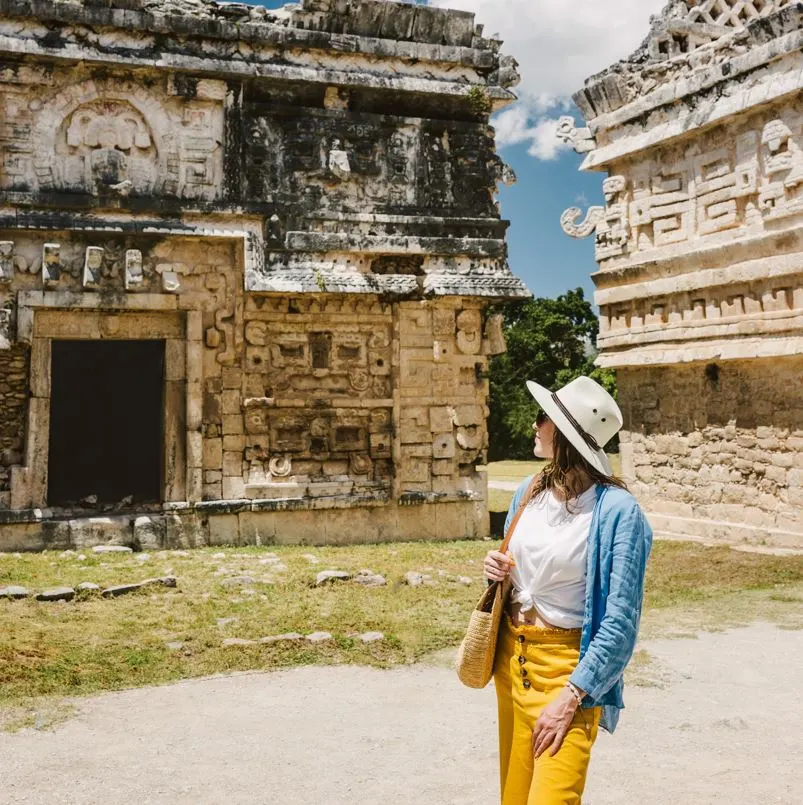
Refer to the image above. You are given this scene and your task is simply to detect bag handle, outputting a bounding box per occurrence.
[498,475,540,556]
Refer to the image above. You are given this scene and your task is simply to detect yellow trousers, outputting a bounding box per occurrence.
[493,617,601,805]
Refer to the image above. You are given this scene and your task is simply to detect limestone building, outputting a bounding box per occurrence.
[562,0,803,548]
[0,0,528,550]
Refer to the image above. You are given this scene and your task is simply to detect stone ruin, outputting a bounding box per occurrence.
[0,0,529,550]
[562,0,803,548]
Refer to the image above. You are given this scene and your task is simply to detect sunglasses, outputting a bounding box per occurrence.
[536,411,549,427]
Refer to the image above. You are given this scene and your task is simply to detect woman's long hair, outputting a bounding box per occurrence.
[530,424,627,509]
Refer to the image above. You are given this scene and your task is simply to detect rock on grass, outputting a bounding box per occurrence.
[306,632,333,643]
[220,576,256,588]
[36,587,75,602]
[353,571,387,587]
[0,586,30,599]
[102,576,177,598]
[260,633,304,643]
[315,570,351,586]
[403,571,424,587]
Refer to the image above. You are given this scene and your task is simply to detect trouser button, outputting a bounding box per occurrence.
[522,679,531,689]
[518,655,525,665]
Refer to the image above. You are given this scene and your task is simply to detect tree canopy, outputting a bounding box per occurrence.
[487,288,616,461]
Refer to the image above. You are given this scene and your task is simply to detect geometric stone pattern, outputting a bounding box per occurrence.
[565,1,803,547]
[0,0,526,547]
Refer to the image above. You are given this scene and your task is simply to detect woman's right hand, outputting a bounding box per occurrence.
[483,550,514,583]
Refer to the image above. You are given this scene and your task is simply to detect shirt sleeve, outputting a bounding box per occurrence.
[568,503,653,701]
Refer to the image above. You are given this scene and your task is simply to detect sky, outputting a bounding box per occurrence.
[259,0,669,301]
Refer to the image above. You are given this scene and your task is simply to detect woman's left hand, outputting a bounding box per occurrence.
[531,687,580,759]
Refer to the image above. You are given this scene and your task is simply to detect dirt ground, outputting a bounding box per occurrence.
[0,622,799,805]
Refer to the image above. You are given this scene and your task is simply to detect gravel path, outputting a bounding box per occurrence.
[1,622,799,805]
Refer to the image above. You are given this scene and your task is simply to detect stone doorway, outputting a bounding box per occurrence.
[48,340,165,506]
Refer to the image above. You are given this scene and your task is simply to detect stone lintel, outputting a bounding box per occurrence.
[594,250,803,307]
[595,335,803,368]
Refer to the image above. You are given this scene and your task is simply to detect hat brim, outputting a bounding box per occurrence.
[526,380,613,476]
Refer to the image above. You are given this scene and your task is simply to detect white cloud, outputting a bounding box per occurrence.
[429,0,668,159]
[492,107,567,159]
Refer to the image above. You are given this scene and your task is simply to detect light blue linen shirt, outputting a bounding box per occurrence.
[504,477,653,734]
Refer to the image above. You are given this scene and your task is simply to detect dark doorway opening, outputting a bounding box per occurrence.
[48,340,165,506]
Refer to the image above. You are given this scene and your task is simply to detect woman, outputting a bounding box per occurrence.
[484,375,653,805]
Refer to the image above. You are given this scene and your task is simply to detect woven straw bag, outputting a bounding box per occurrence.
[456,476,537,689]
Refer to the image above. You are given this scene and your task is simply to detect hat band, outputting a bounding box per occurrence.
[551,392,601,453]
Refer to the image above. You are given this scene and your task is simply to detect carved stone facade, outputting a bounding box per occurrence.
[563,1,803,548]
[0,0,527,550]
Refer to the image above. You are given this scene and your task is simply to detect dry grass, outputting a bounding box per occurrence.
[485,455,624,513]
[1,540,801,723]
[484,455,623,484]
[488,488,514,513]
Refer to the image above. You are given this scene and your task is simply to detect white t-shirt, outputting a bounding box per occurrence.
[507,484,598,629]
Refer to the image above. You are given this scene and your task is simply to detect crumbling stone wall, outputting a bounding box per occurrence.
[0,345,27,501]
[618,358,803,547]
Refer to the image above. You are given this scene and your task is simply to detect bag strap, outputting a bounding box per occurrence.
[498,475,540,555]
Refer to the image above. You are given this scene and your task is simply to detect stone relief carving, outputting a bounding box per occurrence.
[42,243,61,287]
[456,309,482,355]
[759,118,803,217]
[600,281,800,335]
[556,116,596,154]
[560,204,604,239]
[82,246,103,288]
[561,175,628,259]
[595,176,630,260]
[0,297,12,349]
[571,110,803,259]
[61,101,157,195]
[0,242,14,283]
[483,313,506,356]
[268,456,292,478]
[327,138,351,181]
[124,249,144,290]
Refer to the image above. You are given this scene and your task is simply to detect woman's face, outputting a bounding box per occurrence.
[533,413,555,460]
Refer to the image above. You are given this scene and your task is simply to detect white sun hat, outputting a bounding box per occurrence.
[525,375,623,476]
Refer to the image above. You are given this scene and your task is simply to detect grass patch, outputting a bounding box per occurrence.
[484,455,622,484]
[488,488,514,513]
[1,540,801,717]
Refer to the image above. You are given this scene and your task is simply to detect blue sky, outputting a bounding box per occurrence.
[496,136,600,301]
[257,0,665,302]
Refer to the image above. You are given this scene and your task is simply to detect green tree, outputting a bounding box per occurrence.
[487,288,616,461]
